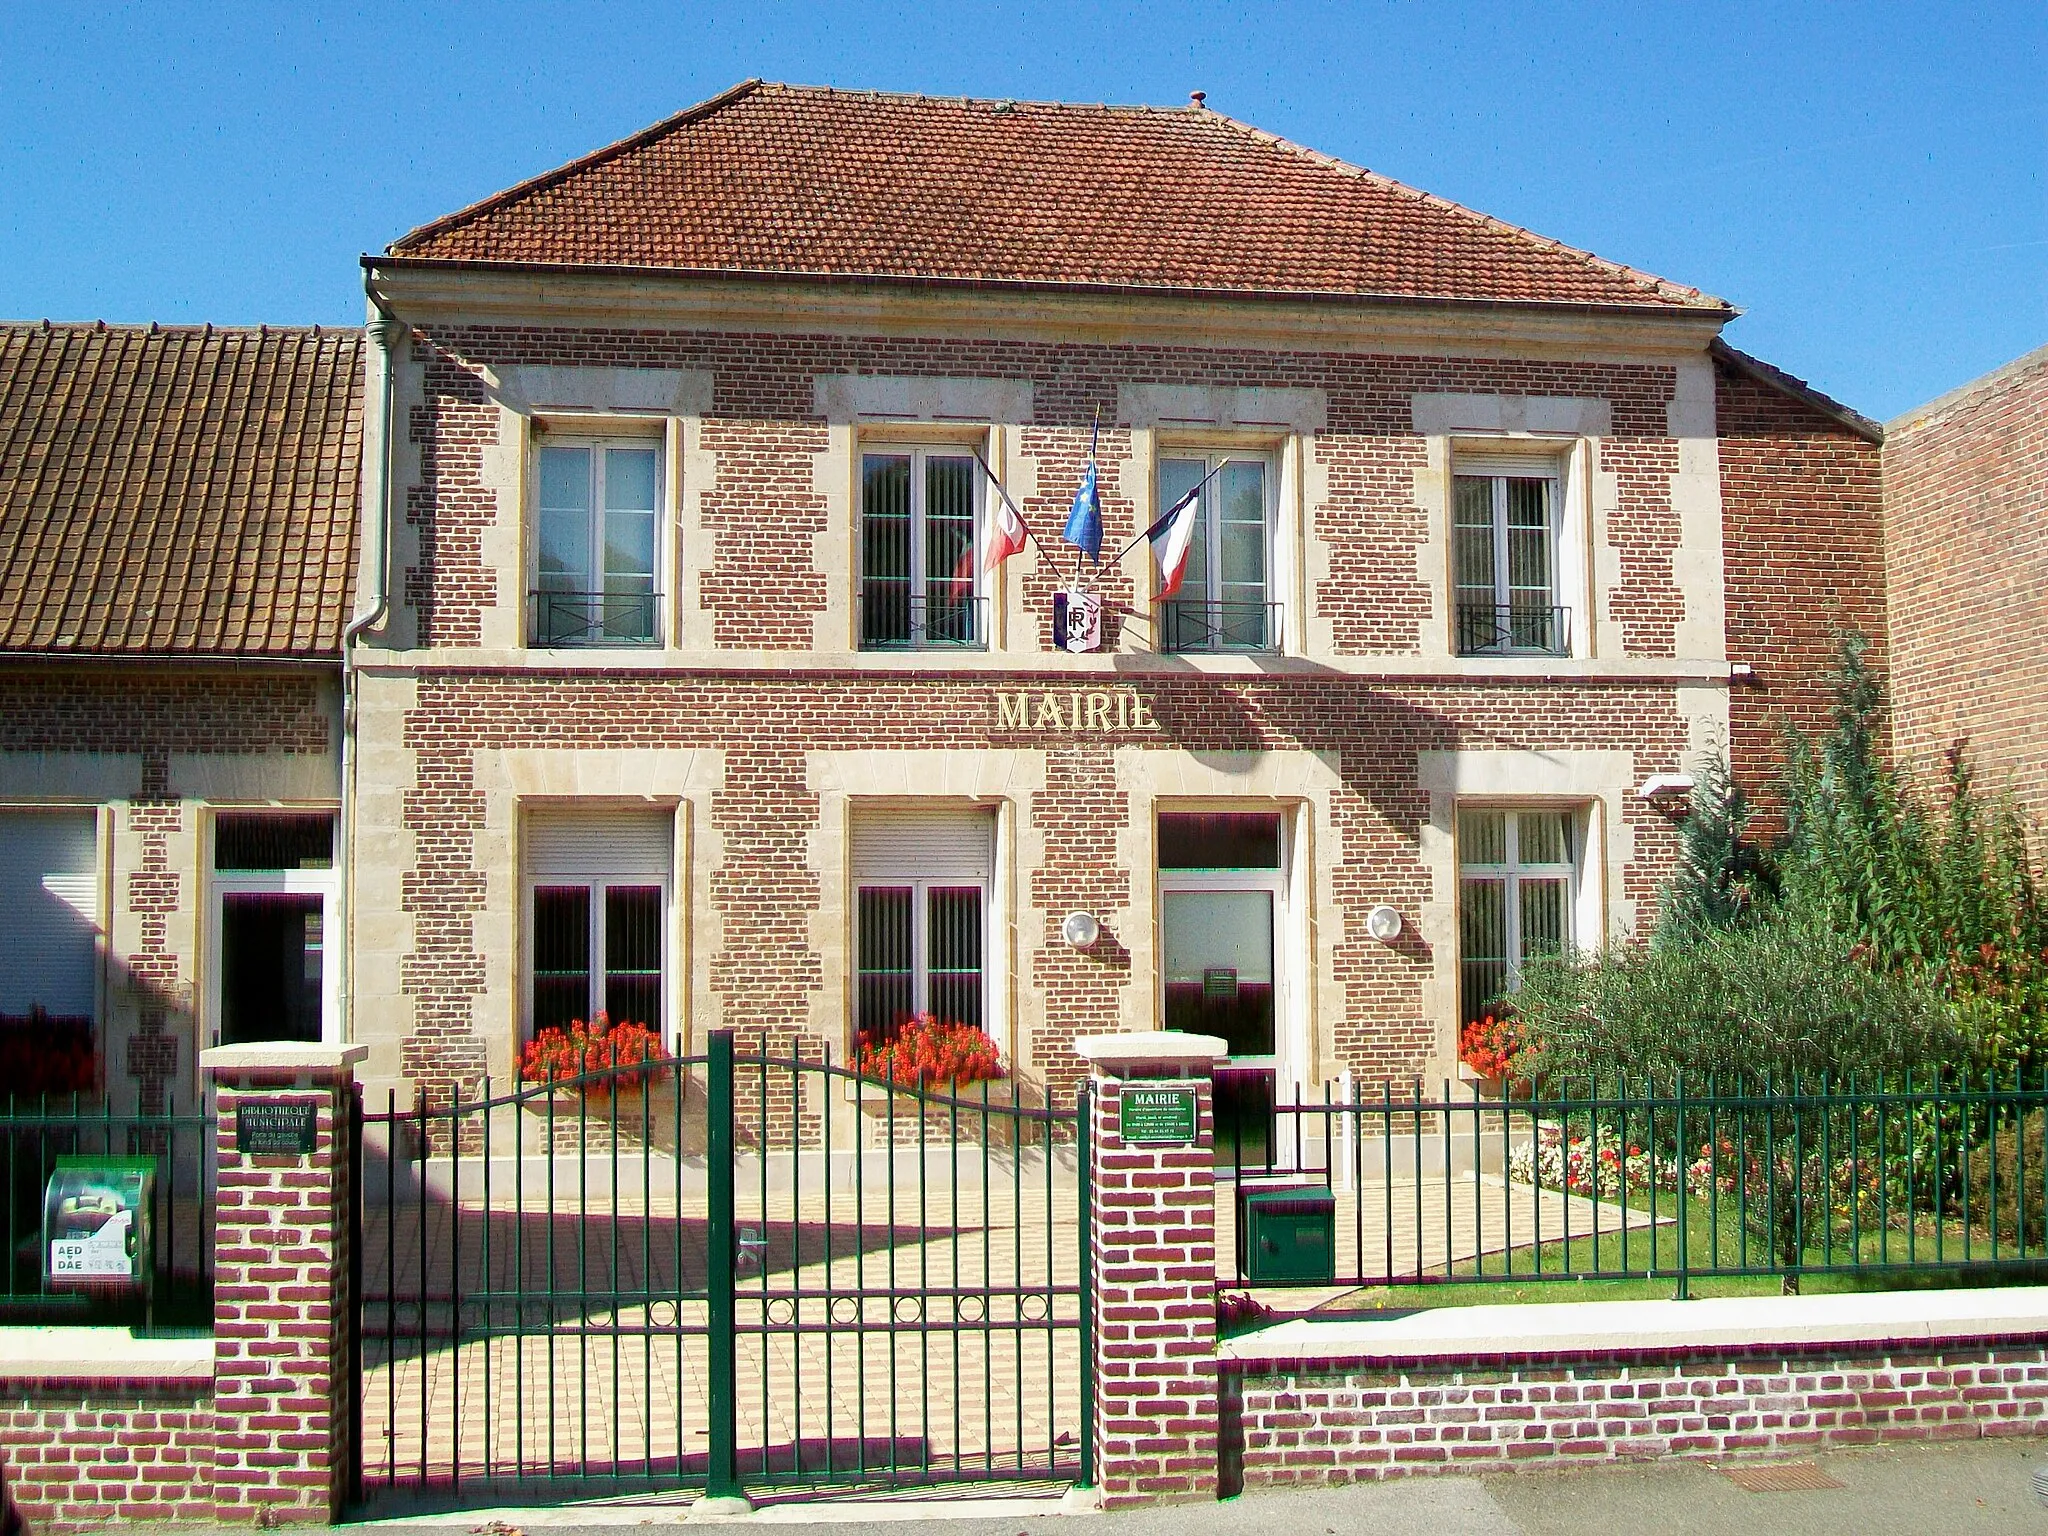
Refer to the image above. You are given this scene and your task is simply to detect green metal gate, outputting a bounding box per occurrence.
[353,1029,1090,1507]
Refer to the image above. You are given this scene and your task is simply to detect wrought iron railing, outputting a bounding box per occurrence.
[353,1033,1086,1505]
[1,1091,214,1327]
[1158,600,1283,653]
[528,589,661,647]
[1456,601,1570,656]
[857,589,989,650]
[1219,1071,2048,1298]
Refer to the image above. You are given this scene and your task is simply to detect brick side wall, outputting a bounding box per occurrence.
[1884,351,2048,825]
[1,1388,216,1528]
[1227,1342,2048,1487]
[1714,361,1888,801]
[0,668,334,758]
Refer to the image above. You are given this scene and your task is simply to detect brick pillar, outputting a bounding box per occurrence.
[1076,1032,1226,1509]
[201,1043,367,1524]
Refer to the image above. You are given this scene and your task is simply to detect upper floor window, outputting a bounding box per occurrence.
[1458,807,1575,1024]
[1454,455,1568,657]
[859,447,986,650]
[533,436,662,647]
[1157,453,1277,653]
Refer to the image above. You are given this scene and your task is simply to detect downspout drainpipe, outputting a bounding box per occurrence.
[337,274,403,1048]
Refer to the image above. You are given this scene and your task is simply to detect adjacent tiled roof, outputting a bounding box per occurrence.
[0,322,361,657]
[390,81,1728,313]
[1712,340,1884,443]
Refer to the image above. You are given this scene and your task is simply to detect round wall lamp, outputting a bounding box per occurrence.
[1366,904,1404,942]
[1061,910,1102,949]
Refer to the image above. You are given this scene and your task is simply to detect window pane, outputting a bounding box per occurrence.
[1459,810,1507,866]
[1520,877,1568,960]
[1158,812,1281,870]
[1162,889,1275,1056]
[603,885,662,1031]
[1217,460,1266,594]
[856,886,914,1039]
[925,885,984,1031]
[603,446,658,514]
[861,455,913,645]
[1159,458,1208,602]
[1505,477,1553,608]
[533,885,591,1034]
[923,455,978,639]
[215,812,334,870]
[1517,810,1572,867]
[1459,876,1508,1024]
[539,447,593,589]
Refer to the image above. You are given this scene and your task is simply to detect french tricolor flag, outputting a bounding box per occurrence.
[1144,482,1204,599]
[982,490,1029,573]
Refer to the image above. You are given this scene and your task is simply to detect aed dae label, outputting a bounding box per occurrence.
[1120,1087,1198,1144]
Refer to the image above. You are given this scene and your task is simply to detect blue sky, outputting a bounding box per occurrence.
[2,2,2042,420]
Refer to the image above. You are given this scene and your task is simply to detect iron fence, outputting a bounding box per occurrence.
[1220,1071,2048,1297]
[1455,601,1570,656]
[353,1031,1087,1509]
[0,1091,214,1327]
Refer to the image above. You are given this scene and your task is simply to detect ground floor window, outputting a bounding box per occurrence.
[851,807,994,1045]
[0,808,99,1030]
[212,810,335,1046]
[1458,806,1576,1024]
[525,809,672,1039]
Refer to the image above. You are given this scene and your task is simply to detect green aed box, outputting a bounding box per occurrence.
[1237,1182,1336,1285]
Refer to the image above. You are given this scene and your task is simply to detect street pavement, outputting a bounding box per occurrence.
[59,1438,2048,1536]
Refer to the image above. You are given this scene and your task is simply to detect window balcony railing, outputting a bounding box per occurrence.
[1158,600,1283,654]
[858,589,989,651]
[1456,602,1571,657]
[529,589,661,647]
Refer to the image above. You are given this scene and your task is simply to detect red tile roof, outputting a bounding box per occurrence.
[389,81,1727,313]
[0,322,361,658]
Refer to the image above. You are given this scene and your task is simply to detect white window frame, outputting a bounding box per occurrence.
[205,812,340,1049]
[1456,805,1580,1020]
[1452,456,1568,657]
[856,442,988,651]
[1153,449,1279,653]
[530,429,667,648]
[524,876,671,1036]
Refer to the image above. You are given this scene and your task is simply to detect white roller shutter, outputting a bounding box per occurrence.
[1454,450,1565,480]
[525,809,674,879]
[852,807,994,883]
[0,810,99,1018]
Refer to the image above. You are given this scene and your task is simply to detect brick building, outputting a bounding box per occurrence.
[0,321,359,1115]
[1883,343,2048,827]
[3,82,1906,1129]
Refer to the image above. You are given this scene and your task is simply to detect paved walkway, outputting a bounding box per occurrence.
[358,1143,1652,1495]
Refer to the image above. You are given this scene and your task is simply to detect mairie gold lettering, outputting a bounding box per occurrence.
[991,689,1159,733]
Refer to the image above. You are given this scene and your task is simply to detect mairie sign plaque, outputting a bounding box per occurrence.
[1120,1086,1198,1145]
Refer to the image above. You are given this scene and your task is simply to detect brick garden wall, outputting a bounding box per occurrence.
[1883,347,2048,826]
[1226,1341,2048,1487]
[1713,359,1888,803]
[2,1387,216,1527]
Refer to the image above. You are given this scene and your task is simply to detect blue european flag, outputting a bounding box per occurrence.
[1063,460,1103,562]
